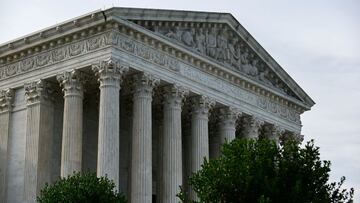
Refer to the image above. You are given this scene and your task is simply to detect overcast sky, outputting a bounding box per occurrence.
[0,0,359,201]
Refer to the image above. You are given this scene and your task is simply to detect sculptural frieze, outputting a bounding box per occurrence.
[0,31,181,81]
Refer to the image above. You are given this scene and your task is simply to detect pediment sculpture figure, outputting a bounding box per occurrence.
[206,27,218,58]
[165,27,182,43]
[181,28,196,47]
[258,66,273,86]
[195,28,206,54]
[228,37,240,67]
[216,30,229,63]
[243,58,259,77]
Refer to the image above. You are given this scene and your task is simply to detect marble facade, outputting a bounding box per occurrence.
[0,7,314,203]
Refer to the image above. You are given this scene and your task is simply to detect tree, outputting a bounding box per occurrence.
[180,138,354,203]
[37,172,127,203]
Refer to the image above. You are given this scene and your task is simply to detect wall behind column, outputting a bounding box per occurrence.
[50,94,63,183]
[152,111,160,198]
[6,88,26,203]
[119,96,131,197]
[82,92,99,172]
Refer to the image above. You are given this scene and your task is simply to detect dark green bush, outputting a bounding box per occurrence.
[37,172,127,203]
[181,138,354,203]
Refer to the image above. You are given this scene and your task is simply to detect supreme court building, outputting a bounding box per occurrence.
[0,7,314,203]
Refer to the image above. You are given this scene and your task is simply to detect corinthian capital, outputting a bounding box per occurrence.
[24,80,53,105]
[0,88,14,112]
[244,116,264,129]
[218,106,241,126]
[280,131,304,145]
[92,58,129,86]
[57,69,85,97]
[293,133,304,143]
[273,125,286,136]
[241,115,264,139]
[132,72,160,98]
[163,84,189,109]
[191,95,216,118]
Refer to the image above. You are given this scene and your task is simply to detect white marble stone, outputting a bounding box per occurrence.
[161,85,188,203]
[6,88,26,203]
[23,80,54,203]
[92,58,128,189]
[218,107,240,144]
[0,89,14,203]
[242,116,264,139]
[57,70,85,177]
[130,73,159,203]
[263,124,282,145]
[189,95,215,201]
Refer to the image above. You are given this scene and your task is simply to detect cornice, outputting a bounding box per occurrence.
[0,9,105,56]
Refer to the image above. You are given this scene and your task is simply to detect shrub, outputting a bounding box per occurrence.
[37,172,127,203]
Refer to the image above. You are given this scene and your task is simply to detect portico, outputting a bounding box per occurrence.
[0,7,314,203]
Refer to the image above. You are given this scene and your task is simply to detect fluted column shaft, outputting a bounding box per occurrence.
[0,89,14,203]
[189,96,215,201]
[131,73,159,203]
[161,85,188,203]
[23,80,54,203]
[57,70,84,177]
[93,59,128,189]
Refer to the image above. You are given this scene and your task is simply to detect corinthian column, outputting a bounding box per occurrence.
[189,95,215,201]
[0,89,14,203]
[291,132,304,144]
[23,80,54,203]
[92,58,128,189]
[242,116,264,139]
[161,85,188,203]
[131,73,159,203]
[57,70,85,177]
[218,107,240,145]
[269,125,285,145]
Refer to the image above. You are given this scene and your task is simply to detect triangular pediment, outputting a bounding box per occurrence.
[137,21,299,99]
[108,7,315,109]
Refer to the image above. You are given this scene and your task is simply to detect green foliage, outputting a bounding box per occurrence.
[37,172,127,203]
[182,138,354,203]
